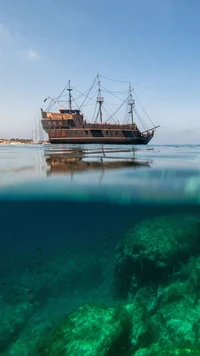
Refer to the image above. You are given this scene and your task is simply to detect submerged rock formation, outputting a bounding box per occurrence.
[36,301,155,356]
[113,214,200,298]
[4,213,200,355]
[134,346,200,356]
[37,304,132,356]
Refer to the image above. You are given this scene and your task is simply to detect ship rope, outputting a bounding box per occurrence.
[123,105,129,124]
[100,84,124,102]
[99,83,128,123]
[79,74,98,110]
[102,105,116,123]
[99,74,155,129]
[92,101,98,122]
[44,74,156,130]
[71,94,81,111]
[134,108,148,130]
[103,103,114,120]
[133,108,148,130]
[94,108,100,123]
[105,96,129,123]
[60,92,85,102]
[72,78,125,123]
[46,80,70,112]
[133,89,156,127]
[71,86,97,106]
[82,89,98,108]
[100,74,130,84]
[58,87,92,102]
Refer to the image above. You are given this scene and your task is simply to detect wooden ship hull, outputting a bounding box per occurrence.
[41,75,159,145]
[41,117,154,145]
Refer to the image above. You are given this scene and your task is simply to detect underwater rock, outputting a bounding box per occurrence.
[179,255,200,292]
[134,345,200,355]
[114,214,200,298]
[152,280,200,347]
[124,302,154,350]
[36,302,154,356]
[36,303,132,356]
[132,258,200,349]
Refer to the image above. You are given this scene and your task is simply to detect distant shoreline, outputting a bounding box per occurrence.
[0,139,49,145]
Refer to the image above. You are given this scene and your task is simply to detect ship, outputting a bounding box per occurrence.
[41,75,159,145]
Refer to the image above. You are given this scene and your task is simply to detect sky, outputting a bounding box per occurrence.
[0,0,200,144]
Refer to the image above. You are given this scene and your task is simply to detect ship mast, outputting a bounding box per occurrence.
[67,80,73,110]
[128,86,135,125]
[97,75,104,124]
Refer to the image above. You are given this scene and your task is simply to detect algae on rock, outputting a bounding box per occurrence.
[34,214,200,355]
[37,303,132,356]
[114,214,200,298]
[134,345,200,356]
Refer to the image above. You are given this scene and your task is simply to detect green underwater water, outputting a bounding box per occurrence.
[1,144,200,355]
[1,200,200,356]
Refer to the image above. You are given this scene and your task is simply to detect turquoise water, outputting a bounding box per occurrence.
[1,144,200,355]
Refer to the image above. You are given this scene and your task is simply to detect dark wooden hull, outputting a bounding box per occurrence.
[49,136,152,144]
[41,118,154,145]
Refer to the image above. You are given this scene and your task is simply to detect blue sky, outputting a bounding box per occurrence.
[0,0,200,143]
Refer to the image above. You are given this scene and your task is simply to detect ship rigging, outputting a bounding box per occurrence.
[41,74,159,144]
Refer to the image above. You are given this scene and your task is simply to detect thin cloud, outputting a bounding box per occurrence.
[0,23,9,37]
[27,49,40,60]
[0,25,42,62]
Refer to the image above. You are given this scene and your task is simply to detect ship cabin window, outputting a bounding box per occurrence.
[106,131,108,135]
[123,131,133,138]
[59,109,81,115]
[116,131,118,135]
[91,130,103,137]
[85,131,88,135]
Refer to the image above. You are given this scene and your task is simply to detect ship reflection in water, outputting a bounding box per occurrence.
[44,147,152,178]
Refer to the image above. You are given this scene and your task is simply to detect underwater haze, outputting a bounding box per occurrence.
[1,144,200,356]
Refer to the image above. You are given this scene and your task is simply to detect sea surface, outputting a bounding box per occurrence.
[1,144,200,355]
